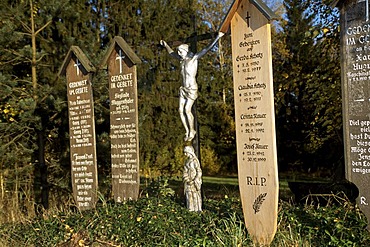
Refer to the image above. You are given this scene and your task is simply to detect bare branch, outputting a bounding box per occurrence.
[35,54,47,63]
[16,31,32,37]
[35,20,52,36]
[0,57,21,65]
[13,78,33,84]
[19,19,32,33]
[1,130,28,149]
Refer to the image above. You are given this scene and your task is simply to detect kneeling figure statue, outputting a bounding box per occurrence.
[183,145,202,212]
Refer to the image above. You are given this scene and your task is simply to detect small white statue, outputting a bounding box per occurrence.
[182,145,202,212]
[160,32,224,142]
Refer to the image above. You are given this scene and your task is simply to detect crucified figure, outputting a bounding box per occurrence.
[160,32,224,142]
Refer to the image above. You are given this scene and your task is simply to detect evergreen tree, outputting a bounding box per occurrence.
[0,0,104,217]
[273,0,342,176]
[195,0,236,174]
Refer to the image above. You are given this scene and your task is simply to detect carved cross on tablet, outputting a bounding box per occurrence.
[74,58,81,76]
[246,12,251,27]
[116,49,125,74]
[360,0,370,21]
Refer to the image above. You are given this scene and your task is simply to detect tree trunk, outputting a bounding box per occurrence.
[30,0,37,91]
[38,129,48,209]
[30,0,50,211]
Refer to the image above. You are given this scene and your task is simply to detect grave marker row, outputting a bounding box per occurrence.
[56,1,370,245]
[59,37,141,210]
[59,5,280,246]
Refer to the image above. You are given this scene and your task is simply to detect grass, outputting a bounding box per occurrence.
[171,176,293,201]
[0,178,370,246]
[203,176,239,185]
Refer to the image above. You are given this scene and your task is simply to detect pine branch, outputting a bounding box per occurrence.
[3,49,31,63]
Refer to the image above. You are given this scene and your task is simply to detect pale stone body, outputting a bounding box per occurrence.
[160,32,224,141]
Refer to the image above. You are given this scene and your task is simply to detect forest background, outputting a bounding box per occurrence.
[0,0,342,220]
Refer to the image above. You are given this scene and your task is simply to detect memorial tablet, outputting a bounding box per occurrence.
[59,46,98,210]
[101,36,141,202]
[336,0,370,230]
[220,0,279,245]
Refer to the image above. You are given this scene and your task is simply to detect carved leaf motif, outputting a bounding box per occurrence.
[253,193,267,214]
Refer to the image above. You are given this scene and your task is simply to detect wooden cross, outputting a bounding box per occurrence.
[116,49,125,74]
[74,58,81,76]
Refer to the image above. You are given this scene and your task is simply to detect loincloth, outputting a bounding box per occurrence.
[179,86,198,101]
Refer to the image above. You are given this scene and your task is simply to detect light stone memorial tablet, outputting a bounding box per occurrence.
[220,0,279,245]
[59,46,98,210]
[101,36,141,202]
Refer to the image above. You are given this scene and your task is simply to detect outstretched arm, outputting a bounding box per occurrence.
[195,32,224,59]
[160,40,181,60]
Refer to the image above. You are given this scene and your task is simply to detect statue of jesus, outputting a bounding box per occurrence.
[160,32,224,142]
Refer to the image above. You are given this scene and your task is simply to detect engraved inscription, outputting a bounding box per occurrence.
[67,74,97,210]
[110,72,138,185]
[235,31,269,165]
[108,46,140,202]
[345,4,370,178]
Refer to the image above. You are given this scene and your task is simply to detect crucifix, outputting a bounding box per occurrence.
[116,49,125,74]
[160,15,224,213]
[74,58,81,76]
[185,17,220,161]
[160,16,222,161]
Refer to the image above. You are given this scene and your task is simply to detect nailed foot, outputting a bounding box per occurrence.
[186,130,196,142]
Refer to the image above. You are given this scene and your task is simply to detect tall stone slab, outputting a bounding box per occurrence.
[334,0,370,230]
[220,0,279,245]
[101,36,141,202]
[59,46,98,210]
